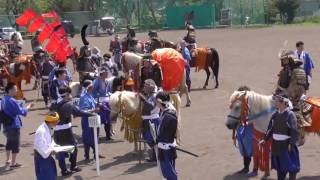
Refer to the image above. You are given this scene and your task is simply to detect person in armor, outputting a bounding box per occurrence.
[10,32,23,56]
[101,53,118,76]
[276,50,306,109]
[148,31,162,52]
[183,25,197,50]
[31,30,43,53]
[109,34,122,70]
[91,47,102,67]
[260,94,300,180]
[53,86,96,176]
[40,53,55,107]
[126,25,137,52]
[139,79,161,162]
[155,91,178,180]
[77,25,96,83]
[140,55,162,90]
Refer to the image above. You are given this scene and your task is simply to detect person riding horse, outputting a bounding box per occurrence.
[183,25,197,50]
[77,25,97,84]
[9,32,23,58]
[147,31,162,53]
[140,54,162,90]
[126,25,137,52]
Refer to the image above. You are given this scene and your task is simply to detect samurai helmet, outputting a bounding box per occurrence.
[80,25,91,58]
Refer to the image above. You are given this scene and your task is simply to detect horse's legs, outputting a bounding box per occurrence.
[203,67,210,89]
[16,81,24,100]
[212,64,219,88]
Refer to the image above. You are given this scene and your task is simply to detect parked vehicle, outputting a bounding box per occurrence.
[88,16,115,36]
[0,27,16,40]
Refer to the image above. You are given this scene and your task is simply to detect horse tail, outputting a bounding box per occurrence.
[210,48,219,79]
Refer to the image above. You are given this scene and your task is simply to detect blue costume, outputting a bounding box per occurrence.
[295,50,314,89]
[48,66,72,83]
[264,108,300,180]
[79,92,97,160]
[181,47,192,91]
[141,92,160,147]
[53,99,93,174]
[157,108,178,180]
[50,79,68,102]
[2,95,28,154]
[92,78,112,140]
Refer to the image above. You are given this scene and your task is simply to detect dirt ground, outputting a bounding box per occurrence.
[1,25,320,180]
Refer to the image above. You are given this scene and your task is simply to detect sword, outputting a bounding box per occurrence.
[174,146,199,157]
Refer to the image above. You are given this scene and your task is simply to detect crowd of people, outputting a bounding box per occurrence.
[0,25,191,180]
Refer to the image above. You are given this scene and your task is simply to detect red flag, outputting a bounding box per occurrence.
[46,34,60,53]
[37,24,53,43]
[27,16,45,33]
[16,9,37,26]
[54,46,68,63]
[60,38,69,48]
[41,11,58,19]
[50,20,61,29]
[55,27,67,38]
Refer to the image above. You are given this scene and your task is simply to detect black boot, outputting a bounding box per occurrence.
[147,148,157,162]
[289,172,297,180]
[236,157,251,174]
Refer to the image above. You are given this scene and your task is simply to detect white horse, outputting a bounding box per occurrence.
[226,90,275,133]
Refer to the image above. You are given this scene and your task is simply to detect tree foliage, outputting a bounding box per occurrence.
[273,0,300,23]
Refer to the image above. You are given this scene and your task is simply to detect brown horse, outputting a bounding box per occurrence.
[121,38,145,54]
[1,55,38,99]
[190,47,220,89]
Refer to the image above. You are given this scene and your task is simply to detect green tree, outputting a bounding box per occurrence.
[273,0,300,23]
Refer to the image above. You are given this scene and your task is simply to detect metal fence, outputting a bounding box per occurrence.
[222,0,268,25]
[165,5,215,29]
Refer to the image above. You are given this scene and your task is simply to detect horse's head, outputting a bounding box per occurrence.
[226,90,249,130]
[109,91,140,116]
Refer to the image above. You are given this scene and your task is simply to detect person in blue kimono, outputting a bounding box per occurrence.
[79,80,98,161]
[40,54,55,107]
[48,63,72,83]
[155,91,178,180]
[2,82,34,170]
[180,40,192,95]
[260,94,300,180]
[232,86,254,175]
[295,41,314,90]
[34,112,60,180]
[53,86,95,176]
[92,68,112,141]
[50,69,69,104]
[139,79,160,162]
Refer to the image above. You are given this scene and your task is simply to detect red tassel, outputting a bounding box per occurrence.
[55,27,67,38]
[37,24,53,43]
[16,9,37,26]
[27,16,45,33]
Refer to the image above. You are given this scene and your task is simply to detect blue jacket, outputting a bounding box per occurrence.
[79,93,96,145]
[2,95,28,129]
[92,78,111,99]
[181,47,191,66]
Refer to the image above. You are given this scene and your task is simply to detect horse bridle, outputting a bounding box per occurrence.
[228,92,250,125]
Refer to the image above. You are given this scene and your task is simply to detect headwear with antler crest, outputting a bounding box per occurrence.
[79,25,91,58]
